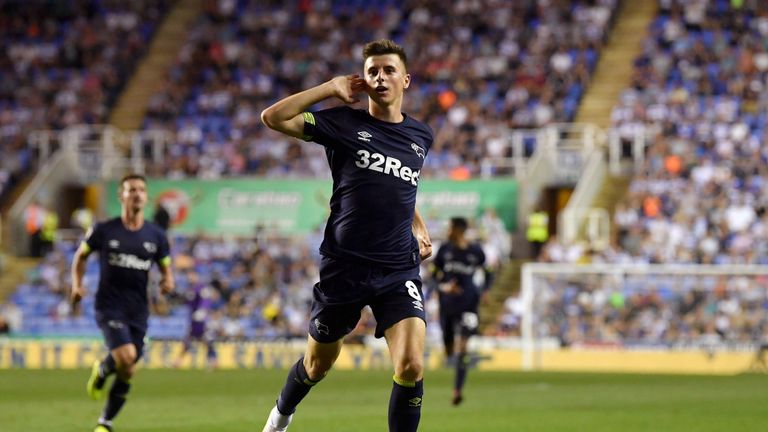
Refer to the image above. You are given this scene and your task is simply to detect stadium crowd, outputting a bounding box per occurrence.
[5,0,768,353]
[1,213,509,345]
[608,0,768,265]
[140,0,617,179]
[539,272,767,349]
[0,0,172,200]
[493,0,768,345]
[524,0,768,267]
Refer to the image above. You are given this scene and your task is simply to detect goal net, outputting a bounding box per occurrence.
[520,263,768,374]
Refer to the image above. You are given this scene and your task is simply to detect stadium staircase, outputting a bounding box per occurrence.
[587,175,631,237]
[570,1,656,236]
[477,1,659,324]
[479,259,525,333]
[109,0,202,133]
[574,0,657,128]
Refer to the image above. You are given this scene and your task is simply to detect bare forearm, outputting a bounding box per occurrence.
[164,266,175,284]
[71,255,86,288]
[261,75,364,138]
[160,264,175,294]
[412,208,428,237]
[70,251,89,303]
[413,208,432,259]
[261,81,336,134]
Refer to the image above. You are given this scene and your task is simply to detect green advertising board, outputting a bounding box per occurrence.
[106,179,517,235]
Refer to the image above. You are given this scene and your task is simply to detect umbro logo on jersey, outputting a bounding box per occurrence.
[357,131,372,142]
[109,240,120,249]
[411,143,425,158]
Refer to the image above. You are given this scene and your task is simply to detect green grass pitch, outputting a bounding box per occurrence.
[1,368,766,431]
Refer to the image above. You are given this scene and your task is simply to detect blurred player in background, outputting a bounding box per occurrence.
[172,270,218,369]
[71,174,174,432]
[260,39,433,432]
[432,217,489,406]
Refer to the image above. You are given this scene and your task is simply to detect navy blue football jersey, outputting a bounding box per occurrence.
[433,242,486,314]
[303,106,433,268]
[84,217,171,323]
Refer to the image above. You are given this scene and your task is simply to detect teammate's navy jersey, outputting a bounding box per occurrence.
[303,106,433,268]
[433,242,486,314]
[84,217,170,324]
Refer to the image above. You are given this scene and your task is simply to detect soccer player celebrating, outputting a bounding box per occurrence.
[432,217,489,406]
[71,174,174,432]
[260,39,433,432]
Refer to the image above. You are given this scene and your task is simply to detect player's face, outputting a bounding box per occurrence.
[448,224,466,242]
[364,54,410,107]
[119,178,148,213]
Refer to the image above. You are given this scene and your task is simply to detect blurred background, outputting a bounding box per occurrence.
[1,0,767,376]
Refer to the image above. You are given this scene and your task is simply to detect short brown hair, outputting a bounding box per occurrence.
[118,173,146,191]
[362,39,407,70]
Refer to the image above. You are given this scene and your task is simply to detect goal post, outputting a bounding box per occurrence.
[520,263,768,373]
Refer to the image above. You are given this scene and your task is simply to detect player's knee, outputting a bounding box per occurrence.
[394,355,424,382]
[114,361,136,380]
[303,356,333,381]
[113,349,137,373]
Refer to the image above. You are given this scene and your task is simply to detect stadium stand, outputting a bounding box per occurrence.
[139,0,618,179]
[17,0,765,356]
[4,213,510,344]
[0,0,172,201]
[492,0,768,344]
[609,0,768,265]
[2,0,622,343]
[530,0,768,266]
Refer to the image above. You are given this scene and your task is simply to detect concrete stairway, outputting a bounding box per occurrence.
[571,1,657,238]
[589,174,631,231]
[109,0,202,133]
[479,259,526,333]
[574,1,658,129]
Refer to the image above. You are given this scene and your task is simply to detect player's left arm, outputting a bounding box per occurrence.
[157,234,175,295]
[413,207,432,260]
[158,257,175,295]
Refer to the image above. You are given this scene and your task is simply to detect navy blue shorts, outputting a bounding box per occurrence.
[308,255,426,343]
[96,311,147,360]
[440,308,480,347]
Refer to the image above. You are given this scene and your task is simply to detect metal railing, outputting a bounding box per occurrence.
[27,124,174,180]
[558,150,609,248]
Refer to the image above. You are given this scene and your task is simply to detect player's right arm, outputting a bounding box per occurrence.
[261,75,366,139]
[70,241,92,304]
[71,224,102,304]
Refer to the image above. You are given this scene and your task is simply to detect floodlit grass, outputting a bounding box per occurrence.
[1,368,766,431]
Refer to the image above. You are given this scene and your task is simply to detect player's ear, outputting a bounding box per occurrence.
[403,73,410,90]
